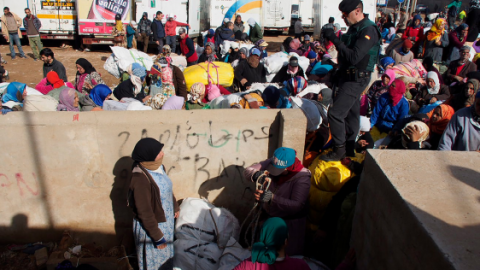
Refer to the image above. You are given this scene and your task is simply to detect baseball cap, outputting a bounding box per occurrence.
[267,147,296,176]
[251,48,261,56]
[289,57,299,67]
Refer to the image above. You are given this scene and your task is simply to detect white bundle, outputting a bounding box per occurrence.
[104,47,155,78]
[196,43,205,58]
[263,52,289,74]
[220,40,233,57]
[170,53,187,68]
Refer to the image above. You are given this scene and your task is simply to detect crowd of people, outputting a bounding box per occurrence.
[1,0,480,269]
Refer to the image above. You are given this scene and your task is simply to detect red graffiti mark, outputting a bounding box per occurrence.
[0,173,12,187]
[73,114,79,122]
[16,173,39,196]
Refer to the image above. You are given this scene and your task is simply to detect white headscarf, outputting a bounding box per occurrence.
[247,18,256,27]
[359,116,371,132]
[427,71,440,95]
[387,27,396,39]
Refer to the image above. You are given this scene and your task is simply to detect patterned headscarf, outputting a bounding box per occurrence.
[204,42,217,62]
[128,63,147,95]
[389,79,406,107]
[427,18,446,41]
[146,84,176,109]
[286,76,308,96]
[188,82,205,103]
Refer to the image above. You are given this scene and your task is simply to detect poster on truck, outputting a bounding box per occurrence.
[76,0,132,35]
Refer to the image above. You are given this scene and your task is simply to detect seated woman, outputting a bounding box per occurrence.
[384,27,396,43]
[429,104,455,149]
[1,82,27,113]
[234,217,310,270]
[46,71,75,101]
[198,42,218,62]
[286,38,304,55]
[79,84,112,111]
[445,24,468,65]
[75,58,105,94]
[36,71,74,95]
[57,88,80,111]
[185,82,207,110]
[402,15,424,49]
[410,72,450,113]
[367,69,395,114]
[370,79,409,133]
[446,78,480,111]
[244,147,311,256]
[114,63,150,103]
[356,116,374,154]
[272,57,306,84]
[399,121,431,149]
[379,56,395,71]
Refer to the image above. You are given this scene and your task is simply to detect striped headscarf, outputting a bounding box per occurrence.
[286,76,308,96]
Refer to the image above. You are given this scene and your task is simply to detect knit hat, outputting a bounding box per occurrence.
[304,35,311,41]
[307,50,317,59]
[380,57,395,69]
[240,47,248,55]
[403,39,413,49]
[339,0,362,14]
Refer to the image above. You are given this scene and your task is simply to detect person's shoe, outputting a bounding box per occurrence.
[11,56,15,60]
[320,145,346,162]
[19,55,27,59]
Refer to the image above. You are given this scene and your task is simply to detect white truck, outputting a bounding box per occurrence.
[209,0,291,35]
[291,0,314,32]
[0,0,76,40]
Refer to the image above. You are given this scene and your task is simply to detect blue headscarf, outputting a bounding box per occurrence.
[412,14,422,29]
[89,84,112,107]
[380,57,395,69]
[2,82,26,104]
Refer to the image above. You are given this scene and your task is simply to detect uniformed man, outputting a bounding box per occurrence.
[321,0,381,161]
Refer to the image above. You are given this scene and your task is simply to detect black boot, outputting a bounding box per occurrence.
[321,145,346,162]
[346,141,356,157]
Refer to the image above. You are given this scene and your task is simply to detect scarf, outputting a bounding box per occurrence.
[382,69,396,87]
[402,121,430,148]
[389,79,406,107]
[140,160,163,171]
[128,63,146,95]
[132,138,164,171]
[429,104,455,134]
[47,71,65,89]
[387,27,396,39]
[204,42,217,62]
[251,218,288,265]
[189,82,205,103]
[286,64,299,75]
[427,19,445,41]
[57,88,79,111]
[426,71,441,95]
[289,39,301,50]
[89,84,112,107]
[2,82,26,103]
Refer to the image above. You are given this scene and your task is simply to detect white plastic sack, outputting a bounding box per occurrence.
[290,256,331,270]
[175,198,240,248]
[24,95,58,111]
[173,239,223,270]
[218,237,250,270]
[264,52,289,74]
[196,44,205,59]
[220,40,233,57]
[104,54,121,78]
[170,53,187,69]
[106,46,155,77]
[291,96,322,132]
[296,84,327,98]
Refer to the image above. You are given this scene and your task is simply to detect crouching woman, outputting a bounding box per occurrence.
[128,138,180,270]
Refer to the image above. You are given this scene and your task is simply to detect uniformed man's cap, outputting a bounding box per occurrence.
[339,0,362,14]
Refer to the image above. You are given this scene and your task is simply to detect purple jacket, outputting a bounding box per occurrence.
[244,159,311,255]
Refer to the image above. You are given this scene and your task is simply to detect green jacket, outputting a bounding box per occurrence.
[249,23,263,43]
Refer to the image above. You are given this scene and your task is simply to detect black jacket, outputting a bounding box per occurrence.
[467,9,480,42]
[151,19,165,41]
[113,79,146,102]
[43,59,67,82]
[271,65,306,84]
[234,59,267,91]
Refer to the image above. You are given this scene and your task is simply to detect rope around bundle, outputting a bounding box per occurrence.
[239,171,271,249]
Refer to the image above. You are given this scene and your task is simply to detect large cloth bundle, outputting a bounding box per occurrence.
[209,83,280,109]
[291,96,322,132]
[173,239,223,270]
[103,46,155,78]
[183,62,234,91]
[262,52,310,82]
[218,237,251,270]
[24,95,58,111]
[390,59,427,79]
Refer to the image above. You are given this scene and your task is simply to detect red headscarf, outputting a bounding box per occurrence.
[389,79,406,106]
[429,104,455,134]
[47,71,64,89]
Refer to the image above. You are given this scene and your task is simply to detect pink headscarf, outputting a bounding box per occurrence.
[290,39,302,50]
[162,96,185,110]
[382,69,396,87]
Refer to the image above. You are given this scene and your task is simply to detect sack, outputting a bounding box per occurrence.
[217,237,251,270]
[291,97,322,132]
[308,154,354,192]
[24,95,58,111]
[175,198,240,248]
[184,62,234,90]
[173,239,223,270]
[238,92,264,109]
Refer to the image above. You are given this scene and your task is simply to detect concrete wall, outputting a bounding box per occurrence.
[0,109,306,248]
[353,150,480,270]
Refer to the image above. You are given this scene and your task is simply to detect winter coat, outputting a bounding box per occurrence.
[249,23,263,43]
[244,159,311,255]
[234,59,267,91]
[1,12,22,41]
[391,48,414,64]
[438,106,480,151]
[43,59,68,82]
[126,25,136,48]
[370,93,409,133]
[23,15,41,33]
[165,20,188,36]
[271,65,306,84]
[402,26,424,42]
[216,27,235,49]
[418,31,449,62]
[137,14,152,35]
[466,8,480,42]
[151,19,165,40]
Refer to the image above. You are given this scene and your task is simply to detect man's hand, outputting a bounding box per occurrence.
[358,140,369,148]
[404,125,424,142]
[84,82,93,90]
[323,28,336,42]
[240,78,248,86]
[156,41,160,45]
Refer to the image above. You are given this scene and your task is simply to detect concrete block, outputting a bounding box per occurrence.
[353,150,480,270]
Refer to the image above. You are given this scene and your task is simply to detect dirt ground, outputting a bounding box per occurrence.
[1,34,289,89]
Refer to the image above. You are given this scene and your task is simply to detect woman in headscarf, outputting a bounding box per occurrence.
[57,88,80,112]
[114,63,150,103]
[418,18,449,62]
[112,14,126,47]
[422,56,445,85]
[129,138,179,270]
[446,23,469,64]
[271,57,306,84]
[367,69,396,114]
[446,78,480,111]
[370,79,410,133]
[466,0,480,42]
[198,42,218,63]
[79,84,112,111]
[254,39,269,59]
[161,96,185,110]
[186,82,206,110]
[1,82,26,112]
[244,147,311,256]
[234,218,311,270]
[380,56,395,71]
[385,27,397,43]
[411,72,451,113]
[126,21,137,49]
[429,104,455,149]
[75,58,105,94]
[45,71,75,101]
[286,38,304,55]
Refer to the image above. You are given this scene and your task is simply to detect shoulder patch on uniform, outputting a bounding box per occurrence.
[365,35,371,40]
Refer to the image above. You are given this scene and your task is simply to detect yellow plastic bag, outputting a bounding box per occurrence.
[310,158,352,192]
[183,62,234,91]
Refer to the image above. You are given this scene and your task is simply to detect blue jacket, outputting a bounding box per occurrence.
[151,19,165,40]
[370,93,409,133]
[126,25,136,48]
[216,27,235,49]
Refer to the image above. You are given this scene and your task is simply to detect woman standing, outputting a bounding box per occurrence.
[75,58,105,94]
[418,18,449,62]
[127,21,138,49]
[129,138,179,270]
